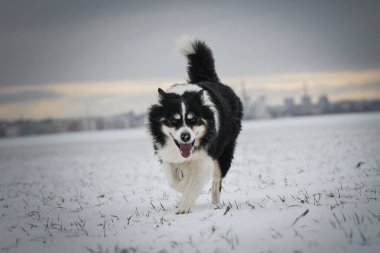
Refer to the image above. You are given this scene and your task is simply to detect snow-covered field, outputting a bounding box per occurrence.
[1,113,380,253]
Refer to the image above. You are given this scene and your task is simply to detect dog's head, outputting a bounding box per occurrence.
[157,88,207,158]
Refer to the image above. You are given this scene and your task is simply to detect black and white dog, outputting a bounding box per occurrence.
[147,36,243,214]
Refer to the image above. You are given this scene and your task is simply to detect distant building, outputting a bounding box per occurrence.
[4,124,21,137]
[252,96,270,119]
[300,81,313,115]
[283,97,295,116]
[317,95,331,114]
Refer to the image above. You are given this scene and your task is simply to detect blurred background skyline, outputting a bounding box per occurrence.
[1,0,380,121]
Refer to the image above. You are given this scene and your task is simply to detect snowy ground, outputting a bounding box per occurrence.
[1,113,380,253]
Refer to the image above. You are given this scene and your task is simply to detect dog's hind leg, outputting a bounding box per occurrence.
[212,161,222,205]
[212,141,238,205]
[217,140,238,178]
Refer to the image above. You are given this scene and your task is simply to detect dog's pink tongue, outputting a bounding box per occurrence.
[179,143,192,158]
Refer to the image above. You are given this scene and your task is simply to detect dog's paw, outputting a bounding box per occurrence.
[176,201,191,214]
[175,206,191,215]
[212,198,220,205]
[212,203,222,210]
[176,198,192,214]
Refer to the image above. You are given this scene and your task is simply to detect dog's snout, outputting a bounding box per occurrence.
[181,132,191,142]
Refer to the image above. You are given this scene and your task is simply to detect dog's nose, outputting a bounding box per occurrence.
[180,132,191,142]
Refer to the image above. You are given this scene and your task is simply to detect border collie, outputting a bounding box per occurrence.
[147,36,243,214]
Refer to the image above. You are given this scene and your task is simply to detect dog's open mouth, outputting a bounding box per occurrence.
[173,139,195,158]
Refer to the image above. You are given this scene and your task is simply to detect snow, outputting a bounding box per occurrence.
[1,113,380,253]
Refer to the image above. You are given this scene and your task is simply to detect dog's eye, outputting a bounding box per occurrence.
[189,116,198,123]
[169,114,181,125]
[170,118,179,125]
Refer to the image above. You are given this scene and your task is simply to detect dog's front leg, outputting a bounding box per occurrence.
[164,163,188,193]
[176,179,203,214]
[176,162,211,214]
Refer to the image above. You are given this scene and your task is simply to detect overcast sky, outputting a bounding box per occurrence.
[1,0,380,119]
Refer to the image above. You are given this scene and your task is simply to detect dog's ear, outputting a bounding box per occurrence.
[158,88,167,101]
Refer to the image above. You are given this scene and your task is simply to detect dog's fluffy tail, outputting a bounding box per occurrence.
[176,35,220,83]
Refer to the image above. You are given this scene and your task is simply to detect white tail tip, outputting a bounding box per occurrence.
[176,34,195,56]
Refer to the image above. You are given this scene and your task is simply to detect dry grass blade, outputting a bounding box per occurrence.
[223,205,231,216]
[291,209,309,226]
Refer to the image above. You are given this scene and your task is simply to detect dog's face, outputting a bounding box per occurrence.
[158,88,207,158]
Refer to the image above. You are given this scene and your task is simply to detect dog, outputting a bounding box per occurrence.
[147,36,243,214]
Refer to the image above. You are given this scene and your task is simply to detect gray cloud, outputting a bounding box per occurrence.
[0,90,62,105]
[0,0,380,86]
